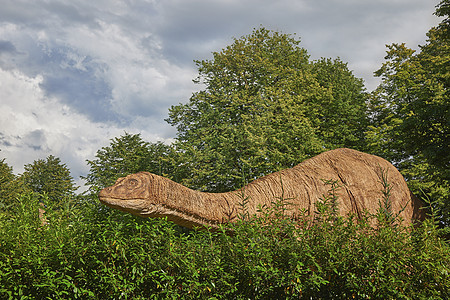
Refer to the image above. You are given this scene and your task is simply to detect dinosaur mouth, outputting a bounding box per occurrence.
[99,196,156,215]
[99,196,179,219]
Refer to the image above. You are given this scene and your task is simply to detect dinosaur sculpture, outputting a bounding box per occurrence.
[99,148,425,229]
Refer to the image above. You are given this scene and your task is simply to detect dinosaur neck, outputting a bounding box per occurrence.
[152,172,296,229]
[152,175,243,229]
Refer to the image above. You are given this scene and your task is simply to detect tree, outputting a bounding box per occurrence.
[84,132,174,192]
[167,27,367,192]
[435,0,450,28]
[0,159,15,203]
[21,155,77,202]
[0,157,29,211]
[366,1,449,227]
[311,58,368,150]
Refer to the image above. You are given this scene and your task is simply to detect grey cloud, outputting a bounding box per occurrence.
[37,48,121,123]
[3,39,122,124]
[154,0,436,84]
[24,130,48,152]
[0,40,18,54]
[40,1,97,26]
[126,95,172,120]
[0,40,25,69]
[151,0,395,66]
[154,1,256,64]
[0,1,42,25]
[0,0,100,29]
[41,72,120,124]
[0,132,23,149]
[0,133,13,148]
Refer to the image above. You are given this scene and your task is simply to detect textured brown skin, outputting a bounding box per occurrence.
[39,203,48,226]
[99,148,425,229]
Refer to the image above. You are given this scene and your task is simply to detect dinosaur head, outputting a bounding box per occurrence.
[99,172,169,218]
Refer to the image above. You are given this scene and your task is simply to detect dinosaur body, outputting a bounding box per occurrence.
[99,148,425,229]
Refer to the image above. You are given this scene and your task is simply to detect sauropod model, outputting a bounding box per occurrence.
[99,148,425,229]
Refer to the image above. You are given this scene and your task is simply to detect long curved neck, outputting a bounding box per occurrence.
[152,175,244,229]
[151,171,299,229]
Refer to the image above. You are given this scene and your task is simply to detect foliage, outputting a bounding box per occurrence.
[436,0,450,28]
[0,158,29,212]
[167,27,367,192]
[83,132,174,193]
[0,189,448,299]
[310,58,368,150]
[21,155,77,203]
[0,159,14,194]
[366,3,449,228]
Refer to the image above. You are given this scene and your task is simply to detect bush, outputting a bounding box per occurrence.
[0,191,448,299]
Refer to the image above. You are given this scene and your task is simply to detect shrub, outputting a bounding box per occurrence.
[0,190,448,299]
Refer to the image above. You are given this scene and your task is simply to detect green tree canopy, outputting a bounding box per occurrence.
[0,157,29,211]
[366,1,449,227]
[435,0,449,28]
[84,132,174,192]
[311,57,368,149]
[0,158,15,201]
[167,27,367,192]
[21,155,77,202]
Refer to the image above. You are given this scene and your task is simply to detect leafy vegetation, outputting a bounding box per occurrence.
[0,158,29,211]
[0,1,448,298]
[0,187,448,299]
[22,155,78,203]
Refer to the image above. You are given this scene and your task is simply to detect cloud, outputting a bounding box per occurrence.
[0,68,167,189]
[1,0,437,116]
[0,40,17,53]
[0,2,196,124]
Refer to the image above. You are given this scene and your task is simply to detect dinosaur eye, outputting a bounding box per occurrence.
[127,179,139,187]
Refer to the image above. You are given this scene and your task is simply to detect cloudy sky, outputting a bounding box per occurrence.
[0,0,441,190]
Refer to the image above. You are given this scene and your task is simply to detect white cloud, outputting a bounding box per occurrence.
[0,68,167,190]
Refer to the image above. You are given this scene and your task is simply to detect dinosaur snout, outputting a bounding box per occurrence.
[100,186,112,194]
[99,187,114,202]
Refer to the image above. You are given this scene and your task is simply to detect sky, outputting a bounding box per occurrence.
[0,0,441,191]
